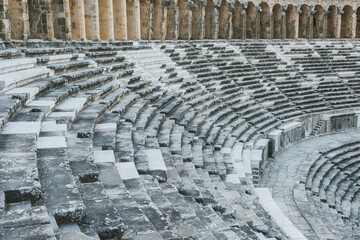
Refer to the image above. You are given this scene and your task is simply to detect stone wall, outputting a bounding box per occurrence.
[2,0,360,41]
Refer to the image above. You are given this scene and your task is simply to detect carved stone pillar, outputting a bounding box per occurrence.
[70,0,86,40]
[240,3,247,40]
[205,2,218,39]
[114,0,128,40]
[166,0,179,40]
[227,6,233,39]
[152,0,167,40]
[352,11,357,39]
[323,8,329,39]
[127,0,141,40]
[294,5,301,39]
[0,0,11,40]
[269,12,274,39]
[179,1,193,40]
[84,0,101,41]
[308,5,315,39]
[191,0,205,39]
[281,5,287,39]
[335,6,343,39]
[255,6,261,40]
[140,0,152,40]
[99,0,115,41]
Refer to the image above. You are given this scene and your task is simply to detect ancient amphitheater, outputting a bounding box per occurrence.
[3,0,360,239]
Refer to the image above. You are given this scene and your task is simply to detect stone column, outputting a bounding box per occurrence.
[255,6,261,40]
[227,6,233,39]
[269,12,274,39]
[192,0,205,39]
[84,0,101,41]
[352,11,357,39]
[205,3,219,39]
[335,6,343,39]
[0,0,11,40]
[166,0,179,40]
[127,0,141,40]
[294,5,301,40]
[63,0,72,40]
[179,0,194,40]
[281,5,287,39]
[323,8,329,39]
[99,0,115,41]
[70,0,86,40]
[114,0,128,40]
[140,0,152,40]
[308,6,315,39]
[41,0,55,40]
[240,3,247,40]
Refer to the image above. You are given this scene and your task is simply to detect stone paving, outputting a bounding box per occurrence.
[261,129,360,240]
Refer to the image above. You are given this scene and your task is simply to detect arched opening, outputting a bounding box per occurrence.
[191,0,205,39]
[313,5,324,38]
[273,4,282,39]
[151,0,165,40]
[246,2,256,39]
[205,0,218,39]
[299,4,309,38]
[286,4,296,39]
[219,0,230,39]
[232,1,242,39]
[327,5,337,38]
[179,0,191,39]
[166,0,178,40]
[9,0,29,40]
[341,5,353,38]
[357,8,360,38]
[259,2,270,39]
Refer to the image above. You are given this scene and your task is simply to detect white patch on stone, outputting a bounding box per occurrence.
[41,121,67,135]
[94,150,115,164]
[116,162,139,180]
[145,149,167,171]
[56,98,88,112]
[37,136,67,149]
[95,123,117,132]
[255,188,307,240]
[1,122,41,136]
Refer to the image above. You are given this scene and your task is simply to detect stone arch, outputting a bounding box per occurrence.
[327,5,337,38]
[205,0,218,39]
[246,2,256,39]
[178,0,192,39]
[314,5,324,38]
[286,4,296,39]
[299,4,309,38]
[259,2,270,39]
[272,4,282,39]
[341,5,353,38]
[232,1,242,39]
[166,0,179,40]
[357,8,360,38]
[151,0,165,40]
[218,0,231,39]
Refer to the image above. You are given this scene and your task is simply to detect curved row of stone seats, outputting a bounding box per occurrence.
[286,141,360,239]
[4,40,360,239]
